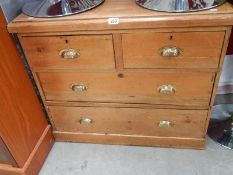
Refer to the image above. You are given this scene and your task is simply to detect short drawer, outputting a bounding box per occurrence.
[49,106,208,138]
[122,31,225,69]
[20,35,115,70]
[38,71,214,107]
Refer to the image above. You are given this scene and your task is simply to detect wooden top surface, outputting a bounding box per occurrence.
[8,0,233,33]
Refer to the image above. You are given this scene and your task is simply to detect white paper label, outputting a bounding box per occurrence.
[108,18,119,25]
[210,8,218,12]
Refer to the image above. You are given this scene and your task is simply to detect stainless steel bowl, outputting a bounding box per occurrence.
[136,0,227,13]
[208,93,233,150]
[22,0,105,17]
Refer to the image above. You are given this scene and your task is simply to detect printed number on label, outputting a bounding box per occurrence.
[108,18,119,25]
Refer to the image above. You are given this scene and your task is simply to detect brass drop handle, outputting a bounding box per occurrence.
[59,49,80,59]
[80,118,93,125]
[158,120,173,128]
[157,85,176,94]
[71,83,88,92]
[159,46,182,57]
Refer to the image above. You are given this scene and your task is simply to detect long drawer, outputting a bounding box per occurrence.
[122,31,225,69]
[38,71,215,106]
[20,35,115,70]
[49,106,208,138]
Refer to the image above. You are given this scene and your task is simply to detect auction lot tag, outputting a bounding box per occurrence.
[108,18,119,25]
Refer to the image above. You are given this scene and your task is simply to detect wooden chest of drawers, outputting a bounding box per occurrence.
[8,0,233,149]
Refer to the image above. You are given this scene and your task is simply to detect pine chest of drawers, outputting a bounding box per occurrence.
[8,0,233,149]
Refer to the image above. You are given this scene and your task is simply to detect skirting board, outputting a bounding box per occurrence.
[0,126,54,175]
[53,131,205,149]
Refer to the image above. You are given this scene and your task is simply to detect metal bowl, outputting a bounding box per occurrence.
[136,0,227,13]
[22,0,105,17]
[208,100,233,150]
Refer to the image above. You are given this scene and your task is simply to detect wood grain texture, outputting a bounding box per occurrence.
[53,131,206,149]
[7,0,233,33]
[113,33,124,71]
[0,7,54,173]
[47,101,209,110]
[6,0,233,149]
[20,35,115,71]
[50,106,208,138]
[16,26,229,37]
[0,126,54,175]
[0,166,23,175]
[122,31,225,69]
[38,71,215,106]
[24,126,54,175]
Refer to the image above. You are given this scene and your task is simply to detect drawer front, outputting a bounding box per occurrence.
[122,31,225,69]
[20,35,115,70]
[49,106,208,138]
[39,71,214,106]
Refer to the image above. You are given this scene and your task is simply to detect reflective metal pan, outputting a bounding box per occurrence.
[136,0,227,13]
[22,0,105,17]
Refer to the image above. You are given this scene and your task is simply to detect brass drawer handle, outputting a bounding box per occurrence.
[158,85,176,94]
[158,120,173,128]
[59,49,80,59]
[80,118,93,125]
[71,83,88,92]
[159,46,182,57]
